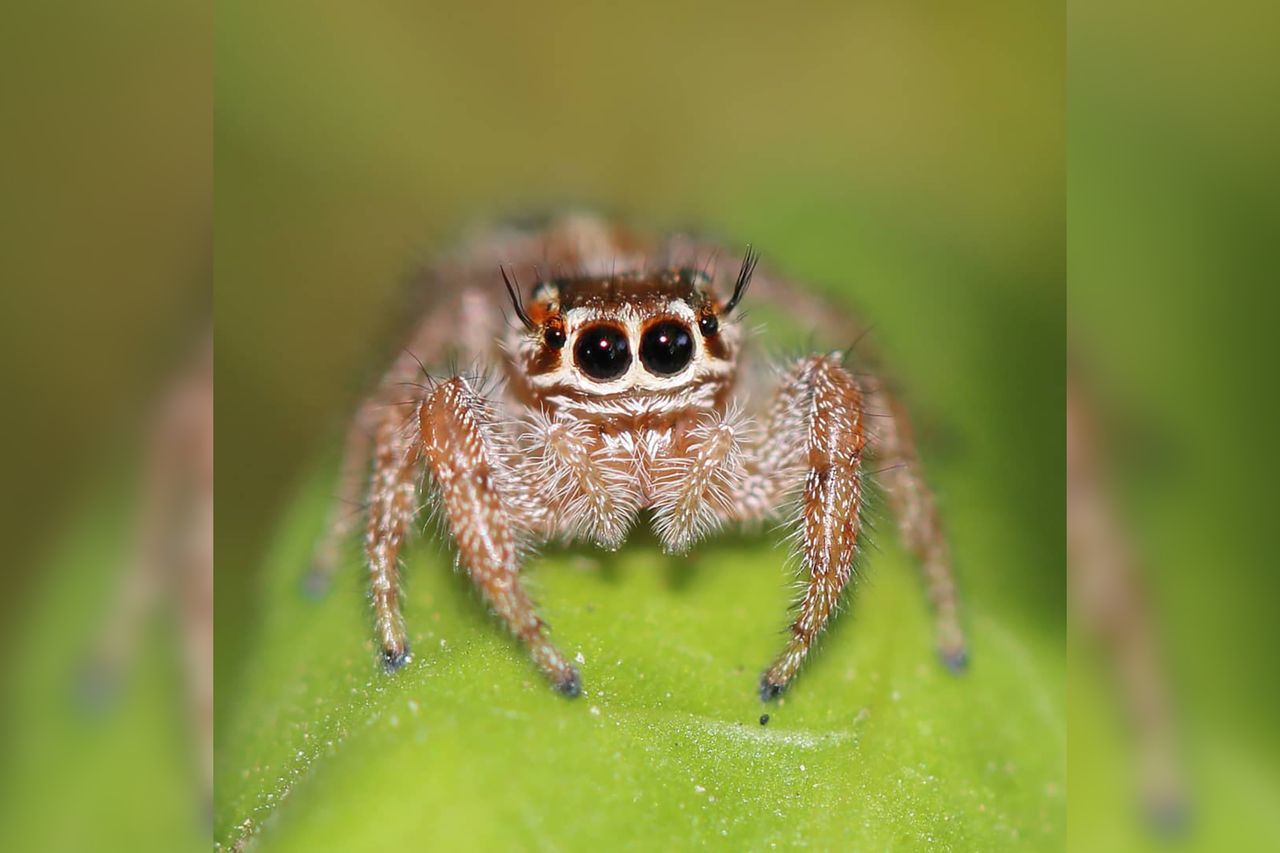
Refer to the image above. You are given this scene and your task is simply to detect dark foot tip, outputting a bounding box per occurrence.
[759,675,786,702]
[554,668,582,698]
[1144,792,1191,837]
[939,646,969,674]
[301,569,331,600]
[381,645,412,673]
[74,664,119,714]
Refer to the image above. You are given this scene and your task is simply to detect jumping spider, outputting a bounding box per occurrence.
[309,215,966,699]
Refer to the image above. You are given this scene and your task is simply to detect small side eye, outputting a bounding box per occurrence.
[544,323,566,349]
[699,313,719,336]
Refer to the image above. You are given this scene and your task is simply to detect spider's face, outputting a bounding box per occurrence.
[508,266,745,408]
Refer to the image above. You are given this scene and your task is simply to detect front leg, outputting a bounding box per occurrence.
[419,378,580,695]
[745,355,867,700]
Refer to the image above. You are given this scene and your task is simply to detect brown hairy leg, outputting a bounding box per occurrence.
[865,384,968,670]
[83,337,213,809]
[749,355,866,699]
[1068,380,1186,828]
[184,484,213,809]
[308,285,503,595]
[365,406,420,670]
[727,263,968,677]
[306,402,376,596]
[419,378,579,695]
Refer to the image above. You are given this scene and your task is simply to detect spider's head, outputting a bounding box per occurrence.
[504,249,756,409]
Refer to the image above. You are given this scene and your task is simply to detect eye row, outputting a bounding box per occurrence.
[558,320,697,381]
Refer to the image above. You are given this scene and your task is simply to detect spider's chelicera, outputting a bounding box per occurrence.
[310,215,966,700]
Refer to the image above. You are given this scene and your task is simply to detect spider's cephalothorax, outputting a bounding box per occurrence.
[506,264,745,421]
[310,215,966,699]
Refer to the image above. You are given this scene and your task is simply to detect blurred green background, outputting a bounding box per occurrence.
[0,4,209,852]
[1069,1,1280,849]
[216,1,1063,849]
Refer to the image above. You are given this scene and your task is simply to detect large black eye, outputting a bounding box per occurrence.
[573,324,631,381]
[640,321,694,376]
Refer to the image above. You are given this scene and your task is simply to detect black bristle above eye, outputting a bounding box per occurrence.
[722,245,758,316]
[500,265,535,330]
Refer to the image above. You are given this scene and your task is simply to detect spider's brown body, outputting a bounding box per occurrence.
[311,215,966,699]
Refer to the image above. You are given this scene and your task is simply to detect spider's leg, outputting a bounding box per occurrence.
[365,405,421,671]
[83,472,168,704]
[184,482,213,811]
[83,338,211,689]
[420,378,579,695]
[864,382,968,671]
[739,355,866,700]
[306,401,377,596]
[1068,382,1185,828]
[309,287,501,596]
[308,323,469,597]
[82,340,214,809]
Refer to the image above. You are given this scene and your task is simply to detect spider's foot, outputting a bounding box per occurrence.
[74,662,120,713]
[1143,790,1191,837]
[759,673,788,702]
[554,667,582,698]
[381,644,412,674]
[938,644,970,674]
[301,567,332,600]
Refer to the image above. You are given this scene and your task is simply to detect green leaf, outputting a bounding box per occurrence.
[216,464,1065,850]
[0,485,206,853]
